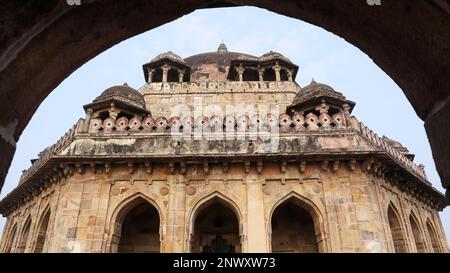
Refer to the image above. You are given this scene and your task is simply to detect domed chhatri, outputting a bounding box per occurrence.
[287,79,356,114]
[0,44,447,254]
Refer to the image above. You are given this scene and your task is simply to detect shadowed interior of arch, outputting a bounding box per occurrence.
[3,224,16,253]
[191,196,240,253]
[271,197,318,253]
[116,197,160,253]
[387,204,408,253]
[33,209,51,253]
[409,214,426,253]
[426,220,441,253]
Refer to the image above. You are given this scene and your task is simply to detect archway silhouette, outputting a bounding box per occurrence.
[33,208,51,253]
[426,219,442,253]
[409,213,426,253]
[271,197,319,253]
[17,216,32,253]
[112,196,161,253]
[2,223,17,253]
[190,196,241,253]
[0,1,449,202]
[387,204,408,253]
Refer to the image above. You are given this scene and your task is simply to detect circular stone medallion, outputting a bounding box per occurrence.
[160,187,170,196]
[186,186,196,196]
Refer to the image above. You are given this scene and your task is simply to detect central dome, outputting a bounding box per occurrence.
[184,43,257,81]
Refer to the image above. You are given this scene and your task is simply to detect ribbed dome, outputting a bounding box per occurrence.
[260,51,292,63]
[98,84,145,106]
[184,45,257,81]
[151,51,185,64]
[292,80,346,105]
[287,80,356,113]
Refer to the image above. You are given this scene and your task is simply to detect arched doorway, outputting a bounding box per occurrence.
[191,197,241,253]
[115,197,161,253]
[271,197,318,253]
[426,220,441,253]
[17,217,32,253]
[387,204,408,253]
[3,224,17,253]
[33,208,51,253]
[409,214,426,253]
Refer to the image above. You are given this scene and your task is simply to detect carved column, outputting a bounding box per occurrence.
[246,176,269,252]
[342,104,352,128]
[147,68,155,83]
[161,64,171,83]
[287,69,293,82]
[258,67,265,82]
[272,62,281,82]
[82,108,93,133]
[236,64,245,82]
[177,70,185,83]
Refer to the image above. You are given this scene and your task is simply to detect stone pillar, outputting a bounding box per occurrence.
[108,104,120,120]
[272,62,282,82]
[82,108,93,133]
[164,174,186,252]
[178,70,185,83]
[258,67,265,82]
[236,64,245,82]
[147,68,155,83]
[342,104,352,128]
[287,69,293,82]
[246,176,269,252]
[161,64,171,83]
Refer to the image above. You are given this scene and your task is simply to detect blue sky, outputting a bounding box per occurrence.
[0,6,448,247]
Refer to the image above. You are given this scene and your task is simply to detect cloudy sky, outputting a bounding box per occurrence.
[1,6,448,247]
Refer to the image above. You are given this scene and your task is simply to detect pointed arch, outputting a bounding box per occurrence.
[269,192,327,253]
[387,203,408,253]
[109,192,162,253]
[33,206,51,253]
[408,212,426,253]
[426,218,441,253]
[17,215,32,253]
[188,191,243,253]
[3,223,17,253]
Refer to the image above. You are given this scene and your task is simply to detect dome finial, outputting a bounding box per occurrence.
[311,78,317,84]
[218,42,228,53]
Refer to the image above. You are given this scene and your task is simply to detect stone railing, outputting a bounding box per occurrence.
[140,81,300,94]
[18,120,83,185]
[355,120,428,182]
[87,111,349,135]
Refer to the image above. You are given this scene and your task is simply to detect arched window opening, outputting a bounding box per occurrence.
[387,205,408,253]
[271,197,318,253]
[116,198,161,253]
[17,217,32,253]
[33,209,51,253]
[409,215,426,253]
[3,224,17,253]
[426,220,441,253]
[191,197,240,253]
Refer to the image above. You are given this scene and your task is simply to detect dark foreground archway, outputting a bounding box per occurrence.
[1,1,449,201]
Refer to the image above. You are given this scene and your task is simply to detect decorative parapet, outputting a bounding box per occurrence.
[139,81,300,95]
[86,111,348,135]
[18,119,84,185]
[353,118,429,183]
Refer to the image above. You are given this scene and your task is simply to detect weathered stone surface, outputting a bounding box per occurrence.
[1,0,450,197]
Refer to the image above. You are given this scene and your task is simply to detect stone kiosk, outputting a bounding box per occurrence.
[0,44,447,253]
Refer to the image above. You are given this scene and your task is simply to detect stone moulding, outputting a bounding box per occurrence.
[0,122,446,216]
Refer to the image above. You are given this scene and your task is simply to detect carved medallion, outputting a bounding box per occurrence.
[160,187,169,196]
[186,186,196,196]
